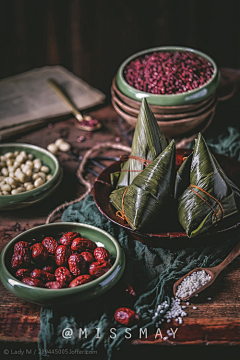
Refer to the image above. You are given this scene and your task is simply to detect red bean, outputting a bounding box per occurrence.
[124,51,214,95]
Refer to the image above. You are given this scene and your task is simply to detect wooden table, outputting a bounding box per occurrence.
[0,104,240,358]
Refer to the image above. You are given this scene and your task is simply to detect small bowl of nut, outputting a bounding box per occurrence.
[0,222,125,305]
[0,143,61,210]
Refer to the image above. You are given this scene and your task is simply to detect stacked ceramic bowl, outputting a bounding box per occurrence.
[111,46,220,138]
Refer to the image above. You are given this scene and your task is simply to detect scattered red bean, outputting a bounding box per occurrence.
[124,51,214,95]
[114,307,139,326]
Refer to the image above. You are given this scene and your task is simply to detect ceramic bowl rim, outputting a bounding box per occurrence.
[116,45,219,102]
[0,222,124,294]
[0,143,60,199]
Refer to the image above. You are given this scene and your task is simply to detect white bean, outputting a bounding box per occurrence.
[58,141,71,152]
[27,153,34,160]
[25,183,34,191]
[47,143,58,154]
[34,177,44,187]
[2,190,10,195]
[1,184,12,192]
[55,138,64,147]
[25,160,33,167]
[4,152,14,159]
[46,174,53,181]
[11,187,25,195]
[1,167,8,176]
[40,165,49,173]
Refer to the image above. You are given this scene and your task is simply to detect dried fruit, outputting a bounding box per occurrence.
[55,245,72,267]
[11,241,31,269]
[42,265,55,274]
[71,238,97,253]
[22,277,45,287]
[30,269,55,283]
[69,275,93,288]
[15,268,31,280]
[31,243,48,265]
[88,261,112,278]
[94,247,111,262]
[42,237,58,255]
[55,267,72,284]
[45,281,67,289]
[80,251,95,264]
[59,232,80,247]
[114,307,139,326]
[68,253,86,276]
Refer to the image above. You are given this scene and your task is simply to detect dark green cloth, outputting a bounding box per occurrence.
[38,127,240,360]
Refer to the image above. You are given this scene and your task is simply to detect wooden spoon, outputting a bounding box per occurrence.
[173,241,240,301]
[47,78,102,132]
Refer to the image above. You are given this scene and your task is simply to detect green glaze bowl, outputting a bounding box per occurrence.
[0,143,61,210]
[116,46,220,106]
[0,222,125,305]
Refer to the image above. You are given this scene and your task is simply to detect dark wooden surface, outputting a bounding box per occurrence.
[0,104,240,354]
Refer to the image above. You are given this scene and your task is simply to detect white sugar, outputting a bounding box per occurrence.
[176,270,211,299]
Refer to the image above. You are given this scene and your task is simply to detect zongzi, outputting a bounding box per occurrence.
[175,133,239,238]
[111,97,168,189]
[110,140,176,232]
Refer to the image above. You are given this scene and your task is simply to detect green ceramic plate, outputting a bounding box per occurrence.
[0,143,61,210]
[0,222,125,305]
[116,46,220,106]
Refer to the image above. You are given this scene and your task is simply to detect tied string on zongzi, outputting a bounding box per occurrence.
[115,155,153,223]
[187,184,224,224]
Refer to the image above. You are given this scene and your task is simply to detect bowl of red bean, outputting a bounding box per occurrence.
[116,46,219,106]
[0,222,125,305]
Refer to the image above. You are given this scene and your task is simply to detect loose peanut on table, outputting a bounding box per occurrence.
[0,150,51,195]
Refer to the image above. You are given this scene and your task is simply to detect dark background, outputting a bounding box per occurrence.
[1,0,240,98]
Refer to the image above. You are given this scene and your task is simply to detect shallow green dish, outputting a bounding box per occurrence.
[116,46,220,106]
[0,222,125,305]
[0,143,61,210]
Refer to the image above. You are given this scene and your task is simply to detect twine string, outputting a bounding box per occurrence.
[187,184,224,224]
[116,186,130,224]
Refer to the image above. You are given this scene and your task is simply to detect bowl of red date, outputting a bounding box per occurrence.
[0,222,125,305]
[115,46,220,106]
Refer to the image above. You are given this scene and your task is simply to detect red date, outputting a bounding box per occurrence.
[11,241,31,269]
[22,277,45,287]
[30,269,55,283]
[45,281,67,289]
[94,247,111,262]
[55,245,71,267]
[88,261,112,278]
[59,232,80,247]
[15,268,31,280]
[69,275,93,288]
[80,251,95,264]
[42,237,58,255]
[42,265,55,273]
[55,267,72,284]
[31,243,48,265]
[114,307,139,326]
[71,238,96,253]
[68,253,86,276]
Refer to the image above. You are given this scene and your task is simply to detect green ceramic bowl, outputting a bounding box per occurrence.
[116,46,220,106]
[0,222,125,305]
[0,143,61,210]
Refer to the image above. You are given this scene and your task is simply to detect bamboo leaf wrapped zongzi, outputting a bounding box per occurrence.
[111,97,168,189]
[175,133,239,238]
[110,140,176,232]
